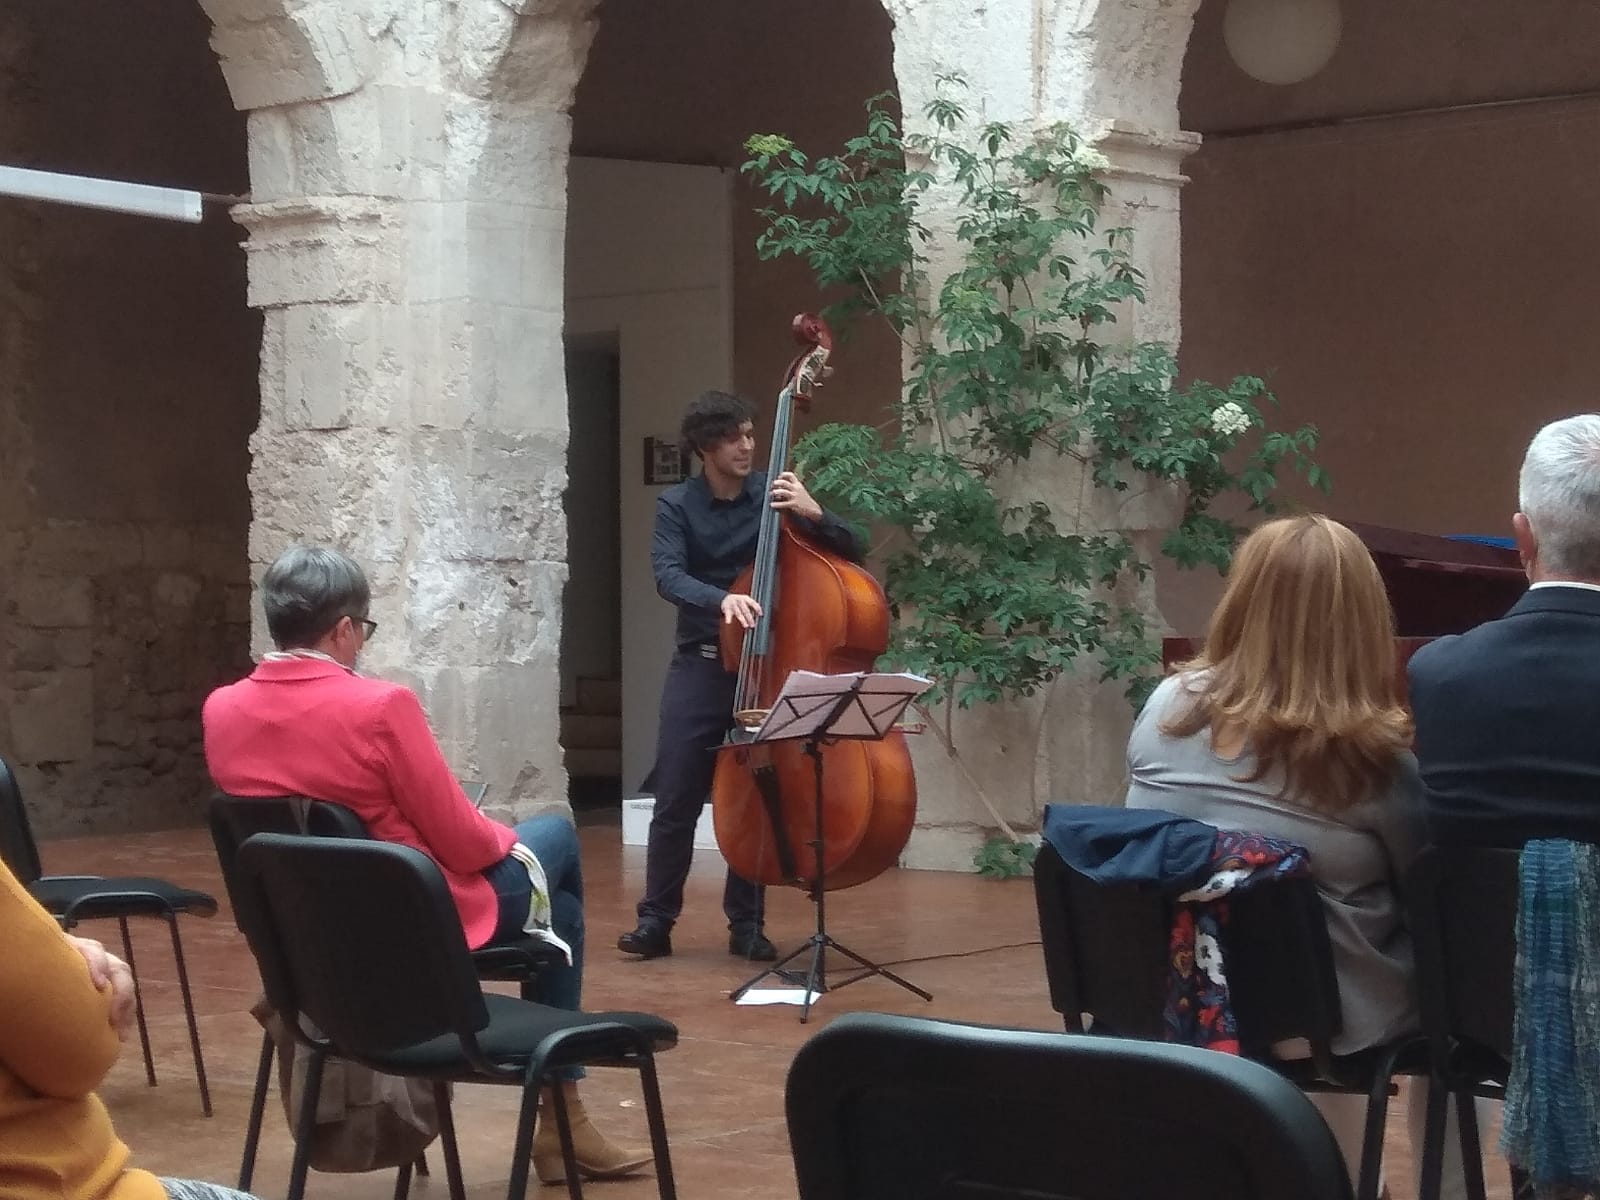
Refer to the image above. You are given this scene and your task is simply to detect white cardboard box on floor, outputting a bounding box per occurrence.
[622,795,720,852]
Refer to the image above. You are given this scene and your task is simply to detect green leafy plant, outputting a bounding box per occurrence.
[972,836,1039,880]
[742,78,1327,869]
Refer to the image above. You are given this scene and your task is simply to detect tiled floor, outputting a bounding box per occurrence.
[42,822,1511,1199]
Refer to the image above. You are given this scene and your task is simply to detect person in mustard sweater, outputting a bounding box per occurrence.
[0,858,258,1200]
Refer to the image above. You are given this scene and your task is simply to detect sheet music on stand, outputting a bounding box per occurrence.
[749,670,932,743]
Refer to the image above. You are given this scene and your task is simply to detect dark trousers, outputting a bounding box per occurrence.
[636,648,764,932]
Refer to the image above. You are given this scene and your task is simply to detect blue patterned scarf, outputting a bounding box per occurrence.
[1501,839,1600,1199]
[1163,829,1310,1052]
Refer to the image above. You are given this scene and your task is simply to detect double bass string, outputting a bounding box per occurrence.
[735,376,797,721]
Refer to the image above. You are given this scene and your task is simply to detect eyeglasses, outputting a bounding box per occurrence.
[357,618,379,639]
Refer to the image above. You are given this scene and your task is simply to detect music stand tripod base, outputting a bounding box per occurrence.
[723,672,934,1023]
[729,917,932,1023]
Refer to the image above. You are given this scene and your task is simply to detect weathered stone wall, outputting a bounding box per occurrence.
[202,0,604,826]
[7,525,251,834]
[0,0,256,837]
[883,0,1202,868]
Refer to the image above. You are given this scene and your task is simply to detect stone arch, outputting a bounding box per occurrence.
[882,0,1200,135]
[451,0,601,107]
[198,0,375,112]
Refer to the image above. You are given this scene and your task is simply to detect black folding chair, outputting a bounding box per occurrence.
[1033,838,1430,1200]
[0,755,216,1115]
[1406,845,1518,1200]
[208,793,566,1191]
[231,832,677,1200]
[787,1011,1354,1200]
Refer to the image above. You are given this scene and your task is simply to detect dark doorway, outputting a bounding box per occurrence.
[561,338,623,820]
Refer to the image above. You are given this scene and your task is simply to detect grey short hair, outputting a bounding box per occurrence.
[1518,414,1600,579]
[262,545,371,649]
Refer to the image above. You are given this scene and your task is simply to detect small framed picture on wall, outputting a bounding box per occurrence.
[643,436,691,486]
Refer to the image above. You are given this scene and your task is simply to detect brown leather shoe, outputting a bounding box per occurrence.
[531,1083,653,1183]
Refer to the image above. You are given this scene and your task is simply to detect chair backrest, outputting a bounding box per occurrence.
[1406,845,1518,1070]
[208,793,371,914]
[1033,839,1345,1056]
[231,832,490,1058]
[1032,838,1168,1038]
[786,1012,1354,1200]
[0,756,44,885]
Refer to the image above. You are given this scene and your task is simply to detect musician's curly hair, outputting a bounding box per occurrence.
[680,390,756,458]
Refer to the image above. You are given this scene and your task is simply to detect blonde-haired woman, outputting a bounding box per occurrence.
[1124,514,1466,1198]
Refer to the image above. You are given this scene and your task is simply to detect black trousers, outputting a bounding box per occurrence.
[636,649,764,932]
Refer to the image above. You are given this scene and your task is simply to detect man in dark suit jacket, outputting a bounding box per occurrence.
[1409,413,1600,846]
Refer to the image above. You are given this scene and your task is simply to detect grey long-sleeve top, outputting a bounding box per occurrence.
[1124,672,1425,1055]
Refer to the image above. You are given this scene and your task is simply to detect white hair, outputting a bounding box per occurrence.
[1518,414,1600,579]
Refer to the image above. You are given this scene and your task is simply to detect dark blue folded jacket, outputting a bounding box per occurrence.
[1040,803,1217,895]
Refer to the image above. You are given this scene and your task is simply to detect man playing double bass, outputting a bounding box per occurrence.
[618,390,863,962]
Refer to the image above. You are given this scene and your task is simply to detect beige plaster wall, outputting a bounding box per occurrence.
[1170,0,1600,638]
[0,0,256,835]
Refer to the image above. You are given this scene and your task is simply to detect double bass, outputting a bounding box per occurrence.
[709,315,918,893]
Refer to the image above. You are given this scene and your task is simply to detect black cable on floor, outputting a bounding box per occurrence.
[869,938,1043,970]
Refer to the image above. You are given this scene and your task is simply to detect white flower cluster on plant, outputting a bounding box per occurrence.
[1209,401,1252,438]
[1071,145,1111,173]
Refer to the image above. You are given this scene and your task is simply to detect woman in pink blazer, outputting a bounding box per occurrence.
[204,546,648,1186]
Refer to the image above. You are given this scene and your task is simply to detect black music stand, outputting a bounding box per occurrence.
[726,671,933,1023]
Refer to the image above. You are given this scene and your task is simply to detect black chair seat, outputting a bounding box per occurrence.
[472,936,569,981]
[31,875,219,919]
[1,756,215,1116]
[374,994,678,1077]
[231,833,680,1200]
[1276,1037,1433,1093]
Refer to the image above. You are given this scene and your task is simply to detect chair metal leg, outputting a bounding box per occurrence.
[119,916,158,1088]
[286,1049,326,1200]
[165,913,213,1116]
[505,1074,542,1200]
[433,1081,468,1200]
[239,1029,274,1190]
[415,1151,430,1176]
[393,1159,413,1200]
[1355,1074,1394,1200]
[548,1076,585,1200]
[1456,1088,1488,1200]
[1418,1075,1451,1200]
[638,1053,677,1200]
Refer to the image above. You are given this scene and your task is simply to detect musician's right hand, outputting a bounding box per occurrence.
[721,593,763,629]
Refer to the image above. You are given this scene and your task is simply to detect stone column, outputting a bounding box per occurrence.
[882,0,1201,867]
[202,0,599,822]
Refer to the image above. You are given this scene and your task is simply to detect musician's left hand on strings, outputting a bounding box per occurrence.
[770,471,823,522]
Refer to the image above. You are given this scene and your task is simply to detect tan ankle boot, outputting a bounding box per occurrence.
[531,1082,654,1184]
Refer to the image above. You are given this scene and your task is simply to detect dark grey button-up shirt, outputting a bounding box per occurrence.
[651,471,861,649]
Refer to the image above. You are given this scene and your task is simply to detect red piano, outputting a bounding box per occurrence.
[1161,523,1528,691]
